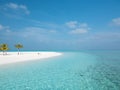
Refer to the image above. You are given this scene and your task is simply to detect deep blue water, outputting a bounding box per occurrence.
[0,51,120,90]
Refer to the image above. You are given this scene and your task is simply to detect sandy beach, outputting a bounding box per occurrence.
[0,52,62,65]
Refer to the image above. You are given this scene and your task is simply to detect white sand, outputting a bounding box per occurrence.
[0,52,62,65]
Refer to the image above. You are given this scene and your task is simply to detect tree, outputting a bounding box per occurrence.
[0,44,9,55]
[15,44,23,55]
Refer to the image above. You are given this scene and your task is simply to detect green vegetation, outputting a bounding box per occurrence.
[0,43,24,55]
[15,44,23,55]
[0,44,9,55]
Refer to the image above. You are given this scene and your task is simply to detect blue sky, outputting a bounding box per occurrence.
[0,0,120,50]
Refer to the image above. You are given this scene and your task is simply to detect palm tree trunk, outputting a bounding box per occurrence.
[18,48,20,55]
[3,51,4,55]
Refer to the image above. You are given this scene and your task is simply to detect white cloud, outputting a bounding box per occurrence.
[7,3,18,9]
[85,32,120,42]
[66,21,78,28]
[66,21,90,34]
[0,24,10,31]
[6,3,30,15]
[18,27,57,38]
[0,25,4,30]
[112,17,120,26]
[70,28,88,34]
[79,23,88,27]
[49,30,57,33]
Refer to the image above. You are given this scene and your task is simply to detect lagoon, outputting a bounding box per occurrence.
[0,51,120,90]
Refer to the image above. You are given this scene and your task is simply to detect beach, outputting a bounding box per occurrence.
[0,52,62,65]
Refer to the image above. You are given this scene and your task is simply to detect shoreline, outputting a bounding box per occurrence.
[0,52,62,65]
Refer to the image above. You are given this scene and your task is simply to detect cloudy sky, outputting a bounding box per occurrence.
[0,0,120,50]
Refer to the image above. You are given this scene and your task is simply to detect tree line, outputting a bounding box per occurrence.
[0,44,23,55]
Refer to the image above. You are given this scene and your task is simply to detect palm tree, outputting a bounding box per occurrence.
[0,44,9,55]
[15,44,23,55]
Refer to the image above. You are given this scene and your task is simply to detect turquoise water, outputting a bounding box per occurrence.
[0,51,120,90]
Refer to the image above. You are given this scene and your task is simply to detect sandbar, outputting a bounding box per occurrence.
[0,52,62,65]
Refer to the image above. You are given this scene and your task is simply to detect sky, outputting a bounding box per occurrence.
[0,0,120,50]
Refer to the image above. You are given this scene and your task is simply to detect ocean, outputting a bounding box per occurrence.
[0,51,120,90]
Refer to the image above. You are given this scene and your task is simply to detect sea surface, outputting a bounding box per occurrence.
[0,51,120,90]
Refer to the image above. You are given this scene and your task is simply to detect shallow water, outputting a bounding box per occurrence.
[0,51,120,90]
